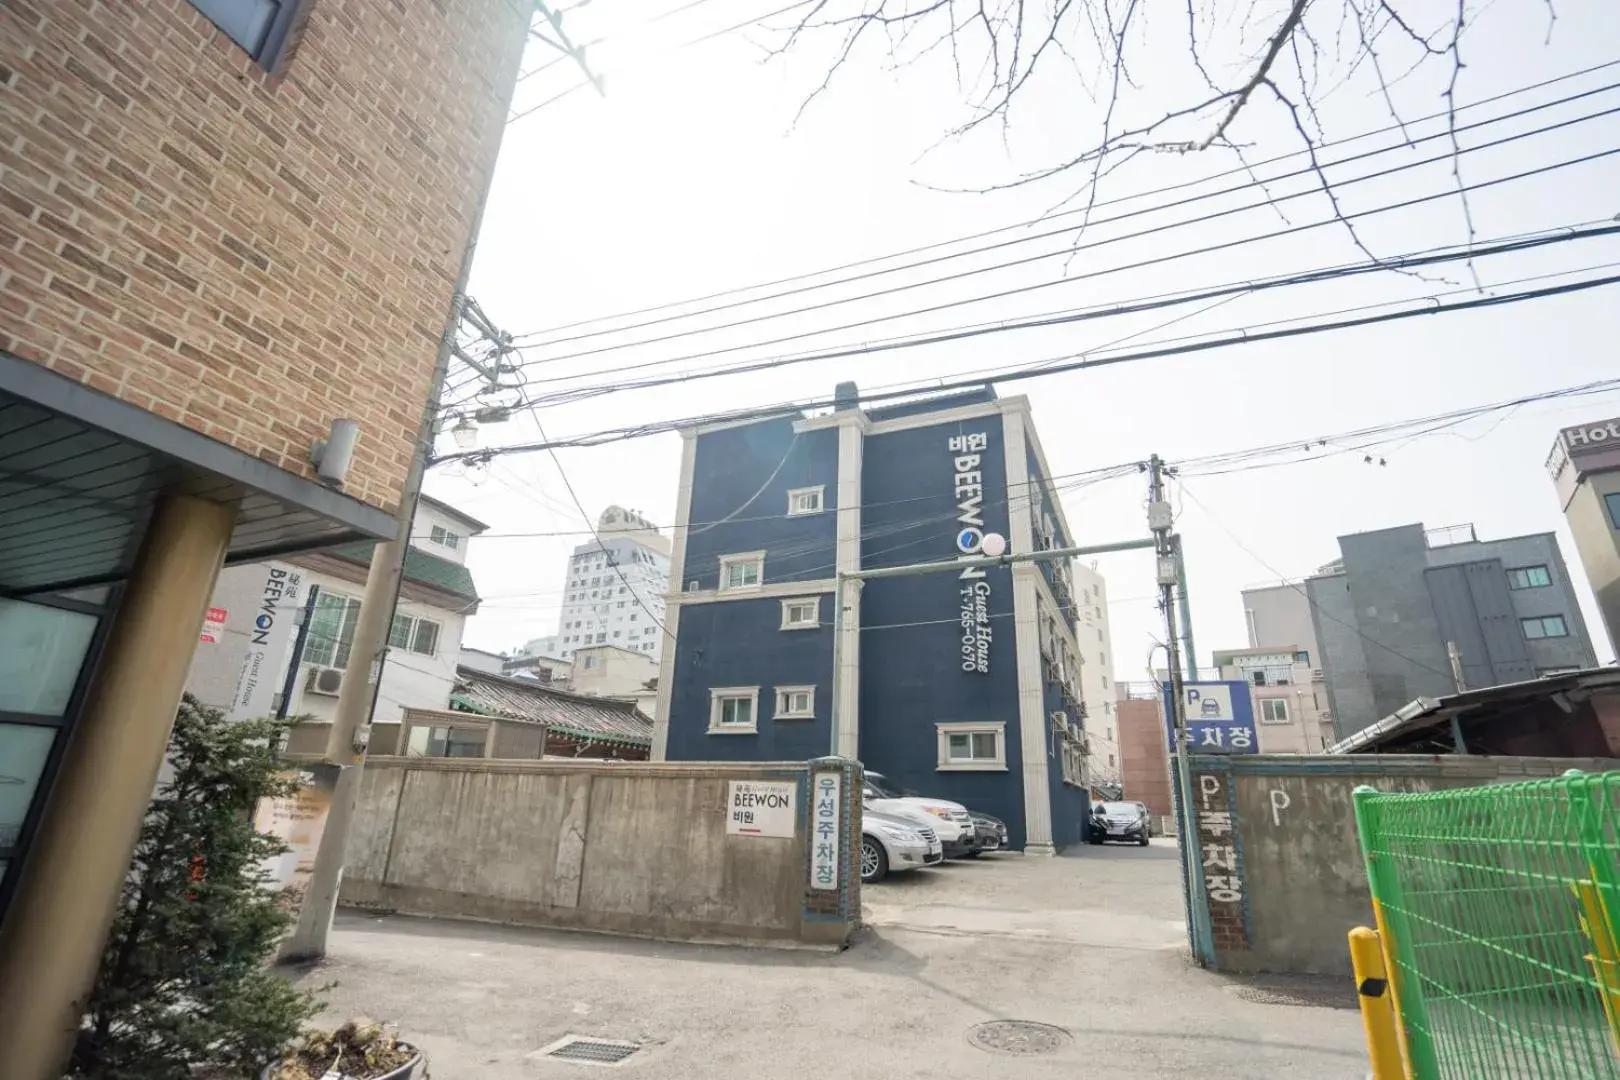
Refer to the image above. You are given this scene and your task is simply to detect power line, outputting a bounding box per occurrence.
[516,139,1620,404]
[513,60,1620,343]
[439,268,1620,465]
[522,211,1620,409]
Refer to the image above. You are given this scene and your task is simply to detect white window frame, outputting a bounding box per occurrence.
[779,597,820,630]
[774,684,816,719]
[1260,697,1290,725]
[429,524,460,550]
[388,612,442,657]
[786,485,825,516]
[719,551,765,591]
[936,721,1007,771]
[708,687,760,734]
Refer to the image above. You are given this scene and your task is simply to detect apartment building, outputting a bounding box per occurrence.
[1548,414,1620,658]
[1210,647,1335,753]
[0,3,528,1072]
[541,506,670,661]
[1073,562,1121,784]
[654,383,1095,853]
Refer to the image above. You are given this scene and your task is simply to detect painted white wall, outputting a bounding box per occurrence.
[569,644,659,698]
[278,568,465,726]
[412,500,485,566]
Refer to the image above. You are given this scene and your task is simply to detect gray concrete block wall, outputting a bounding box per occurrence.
[1188,753,1620,977]
[1308,575,1372,740]
[335,757,860,949]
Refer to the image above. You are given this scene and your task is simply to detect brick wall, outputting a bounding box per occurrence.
[1116,697,1172,817]
[0,0,529,512]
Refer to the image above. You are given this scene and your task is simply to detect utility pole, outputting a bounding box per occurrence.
[280,23,529,957]
[1149,455,1214,966]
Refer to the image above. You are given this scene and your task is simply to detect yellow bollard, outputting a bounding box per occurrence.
[1573,879,1620,1059]
[1350,926,1406,1080]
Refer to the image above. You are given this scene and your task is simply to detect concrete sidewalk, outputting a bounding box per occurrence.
[299,841,1369,1078]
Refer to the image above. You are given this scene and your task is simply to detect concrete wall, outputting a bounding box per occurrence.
[1187,753,1620,976]
[1562,469,1620,659]
[1242,584,1323,663]
[336,756,862,948]
[569,645,659,699]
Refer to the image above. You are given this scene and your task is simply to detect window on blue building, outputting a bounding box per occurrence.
[709,688,759,733]
[936,722,1006,770]
[720,552,765,590]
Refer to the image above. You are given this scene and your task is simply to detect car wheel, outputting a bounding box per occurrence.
[860,837,888,883]
[1138,836,1150,847]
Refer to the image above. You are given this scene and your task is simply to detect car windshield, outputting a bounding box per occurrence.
[864,775,902,799]
[1099,802,1142,816]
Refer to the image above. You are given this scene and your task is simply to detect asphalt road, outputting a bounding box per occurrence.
[299,840,1369,1078]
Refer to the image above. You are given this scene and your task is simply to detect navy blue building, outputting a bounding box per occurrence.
[653,385,1094,853]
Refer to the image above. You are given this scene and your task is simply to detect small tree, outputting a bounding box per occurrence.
[69,694,322,1079]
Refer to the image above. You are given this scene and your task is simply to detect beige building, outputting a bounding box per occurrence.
[0,3,528,1074]
[1548,415,1620,659]
[568,642,660,699]
[1212,647,1336,754]
[1072,562,1121,784]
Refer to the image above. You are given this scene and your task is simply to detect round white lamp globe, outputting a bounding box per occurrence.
[980,532,1007,558]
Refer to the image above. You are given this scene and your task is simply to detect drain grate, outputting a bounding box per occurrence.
[968,1020,1072,1056]
[540,1035,642,1066]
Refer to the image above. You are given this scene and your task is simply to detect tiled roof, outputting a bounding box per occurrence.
[330,542,479,602]
[449,666,653,747]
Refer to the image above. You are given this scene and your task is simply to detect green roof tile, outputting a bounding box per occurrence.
[331,542,479,603]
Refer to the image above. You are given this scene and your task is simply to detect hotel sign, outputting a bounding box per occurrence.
[949,433,993,674]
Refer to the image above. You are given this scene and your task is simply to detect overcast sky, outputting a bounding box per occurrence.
[431,0,1620,678]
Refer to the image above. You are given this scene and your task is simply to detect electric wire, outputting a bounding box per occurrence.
[513,60,1620,342]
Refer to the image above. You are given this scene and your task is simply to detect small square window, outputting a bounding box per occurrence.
[780,598,820,630]
[720,552,765,591]
[1260,698,1289,724]
[1506,565,1552,590]
[936,722,1006,770]
[787,486,825,516]
[429,524,460,551]
[709,688,759,733]
[1521,615,1569,640]
[774,685,815,719]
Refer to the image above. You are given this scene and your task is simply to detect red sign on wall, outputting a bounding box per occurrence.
[199,606,229,645]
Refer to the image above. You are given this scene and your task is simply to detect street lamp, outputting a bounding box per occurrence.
[450,418,478,450]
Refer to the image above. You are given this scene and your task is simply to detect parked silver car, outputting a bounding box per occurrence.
[861,807,944,882]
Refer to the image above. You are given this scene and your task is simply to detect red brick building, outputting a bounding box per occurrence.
[0,3,529,1074]
[1117,690,1173,820]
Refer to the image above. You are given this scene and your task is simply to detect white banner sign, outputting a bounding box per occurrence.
[726,780,796,838]
[810,772,842,891]
[227,564,305,722]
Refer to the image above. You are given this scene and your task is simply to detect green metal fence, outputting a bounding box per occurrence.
[1353,771,1620,1080]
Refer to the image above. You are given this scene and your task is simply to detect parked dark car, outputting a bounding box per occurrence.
[968,812,1007,855]
[1089,801,1151,846]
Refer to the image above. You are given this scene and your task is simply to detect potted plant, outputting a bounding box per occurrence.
[266,1021,425,1080]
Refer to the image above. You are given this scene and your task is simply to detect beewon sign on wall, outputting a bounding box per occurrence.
[726,780,796,838]
[950,432,993,674]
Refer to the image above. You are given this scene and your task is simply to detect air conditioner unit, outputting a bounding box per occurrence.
[305,666,344,696]
[685,580,699,592]
[1050,710,1068,732]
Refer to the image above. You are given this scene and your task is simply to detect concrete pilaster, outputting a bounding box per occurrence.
[0,492,237,1079]
[834,417,865,759]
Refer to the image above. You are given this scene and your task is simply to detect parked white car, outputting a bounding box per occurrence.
[860,807,943,882]
[863,772,978,858]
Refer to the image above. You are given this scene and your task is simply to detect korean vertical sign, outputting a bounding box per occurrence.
[810,771,842,891]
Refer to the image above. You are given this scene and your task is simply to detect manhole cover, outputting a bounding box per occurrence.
[968,1020,1072,1055]
[1227,984,1356,1009]
[537,1035,641,1066]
